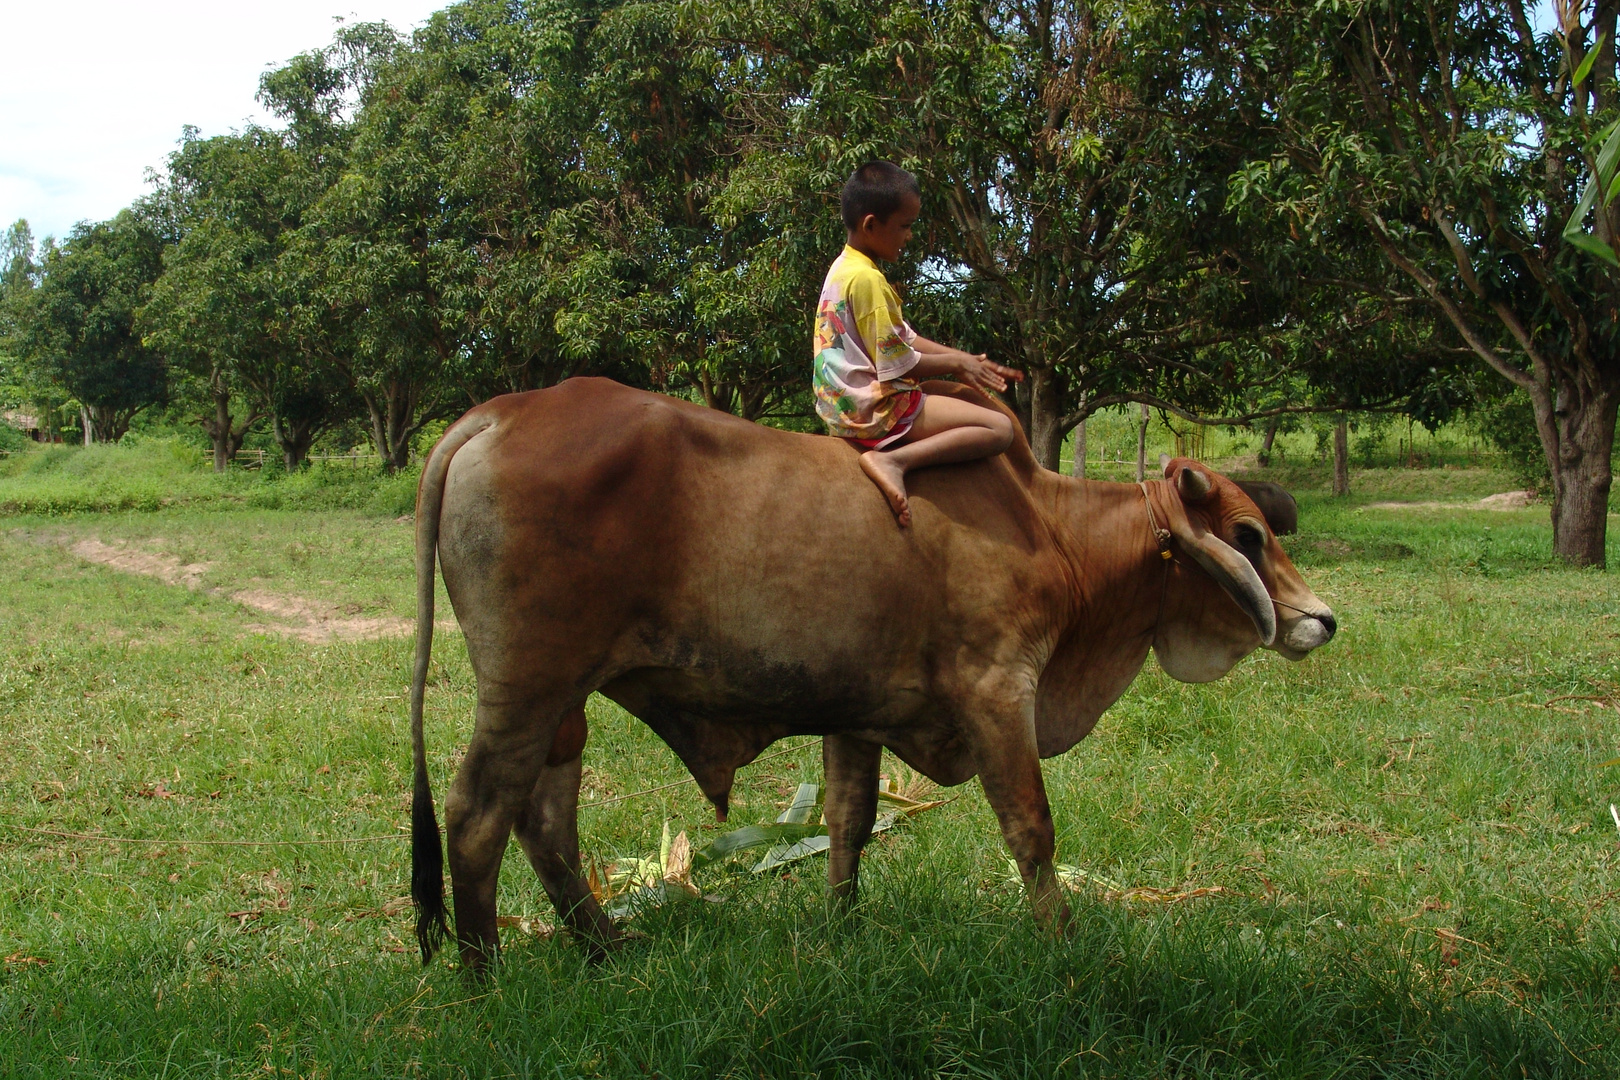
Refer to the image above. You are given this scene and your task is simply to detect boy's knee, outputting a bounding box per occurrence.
[988,413,1015,452]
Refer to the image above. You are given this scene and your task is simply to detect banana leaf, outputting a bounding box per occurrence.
[750,833,832,872]
[688,822,827,870]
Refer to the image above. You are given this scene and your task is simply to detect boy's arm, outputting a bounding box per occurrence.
[909,335,1024,393]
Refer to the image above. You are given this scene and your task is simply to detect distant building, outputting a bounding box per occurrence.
[1,410,52,442]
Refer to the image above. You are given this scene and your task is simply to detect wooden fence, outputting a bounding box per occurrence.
[200,450,402,469]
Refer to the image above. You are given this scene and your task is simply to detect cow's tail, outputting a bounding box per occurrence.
[410,413,495,964]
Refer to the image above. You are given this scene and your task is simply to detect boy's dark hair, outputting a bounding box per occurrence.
[840,161,921,231]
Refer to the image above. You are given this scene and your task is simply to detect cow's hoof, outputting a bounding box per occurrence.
[1036,900,1075,939]
[577,924,634,963]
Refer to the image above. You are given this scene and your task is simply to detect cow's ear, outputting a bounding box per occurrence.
[1167,512,1278,646]
[1158,453,1171,472]
[1176,464,1212,504]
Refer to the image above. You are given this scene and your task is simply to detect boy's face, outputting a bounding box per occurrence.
[854,193,921,262]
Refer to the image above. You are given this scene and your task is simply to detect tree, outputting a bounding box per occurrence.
[700,0,1387,466]
[1235,0,1620,566]
[1,221,41,421]
[142,131,289,471]
[246,24,399,471]
[583,0,818,421]
[14,211,168,442]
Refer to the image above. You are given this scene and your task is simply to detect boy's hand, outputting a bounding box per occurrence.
[956,354,1024,394]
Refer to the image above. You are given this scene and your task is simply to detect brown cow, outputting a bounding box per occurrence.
[407,378,1336,970]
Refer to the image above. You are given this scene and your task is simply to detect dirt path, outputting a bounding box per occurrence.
[68,537,420,644]
[1361,491,1537,512]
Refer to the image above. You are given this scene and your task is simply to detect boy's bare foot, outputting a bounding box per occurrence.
[859,450,911,526]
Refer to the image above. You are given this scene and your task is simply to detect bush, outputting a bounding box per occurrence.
[1470,388,1548,491]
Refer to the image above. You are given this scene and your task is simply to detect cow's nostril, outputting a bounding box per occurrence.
[1318,612,1337,639]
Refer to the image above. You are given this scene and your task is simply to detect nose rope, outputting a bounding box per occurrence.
[1138,481,1173,560]
[1138,481,1174,650]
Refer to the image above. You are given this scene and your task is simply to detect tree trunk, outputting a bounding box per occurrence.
[272,412,315,472]
[211,389,232,473]
[1026,366,1066,471]
[84,403,133,443]
[365,382,426,473]
[1258,418,1279,466]
[1071,418,1086,478]
[698,373,732,413]
[1135,403,1148,482]
[81,405,93,446]
[203,388,247,473]
[1530,378,1618,568]
[1332,420,1350,497]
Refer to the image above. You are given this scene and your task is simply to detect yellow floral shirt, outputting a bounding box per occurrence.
[812,246,920,441]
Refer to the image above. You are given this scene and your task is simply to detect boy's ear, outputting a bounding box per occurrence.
[859,213,878,234]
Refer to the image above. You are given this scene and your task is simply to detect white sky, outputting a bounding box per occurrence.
[0,1,448,243]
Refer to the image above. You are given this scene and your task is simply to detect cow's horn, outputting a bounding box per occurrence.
[1167,498,1277,647]
[1176,464,1212,503]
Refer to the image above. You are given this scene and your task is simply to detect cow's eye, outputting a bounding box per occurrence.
[1232,523,1265,563]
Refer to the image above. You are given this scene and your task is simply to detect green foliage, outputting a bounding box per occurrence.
[15,0,1610,561]
[1229,0,1620,563]
[1471,388,1552,491]
[9,211,168,442]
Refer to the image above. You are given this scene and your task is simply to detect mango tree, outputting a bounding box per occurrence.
[1236,0,1620,566]
[12,211,168,442]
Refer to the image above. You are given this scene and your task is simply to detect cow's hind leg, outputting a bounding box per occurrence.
[444,693,567,974]
[823,734,881,909]
[513,706,620,956]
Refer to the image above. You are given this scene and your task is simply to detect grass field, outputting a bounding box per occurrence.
[2,441,1619,1078]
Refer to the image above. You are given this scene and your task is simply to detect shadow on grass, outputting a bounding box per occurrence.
[4,884,1610,1078]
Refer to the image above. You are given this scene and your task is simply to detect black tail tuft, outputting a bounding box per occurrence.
[411,772,448,964]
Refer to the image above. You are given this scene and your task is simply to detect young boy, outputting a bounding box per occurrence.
[813,161,1024,526]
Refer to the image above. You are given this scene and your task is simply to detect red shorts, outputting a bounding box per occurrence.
[843,389,924,450]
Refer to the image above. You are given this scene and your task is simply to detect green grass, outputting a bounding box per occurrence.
[0,436,418,516]
[2,447,1619,1077]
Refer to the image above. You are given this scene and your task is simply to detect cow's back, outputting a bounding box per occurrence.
[433,379,1065,723]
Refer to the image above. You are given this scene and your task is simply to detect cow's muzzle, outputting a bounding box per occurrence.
[1273,605,1336,659]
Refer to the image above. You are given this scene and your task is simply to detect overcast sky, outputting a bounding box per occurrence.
[1,1,448,243]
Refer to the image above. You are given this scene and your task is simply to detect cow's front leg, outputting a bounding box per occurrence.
[966,693,1071,934]
[444,696,559,974]
[822,733,881,909]
[513,706,620,957]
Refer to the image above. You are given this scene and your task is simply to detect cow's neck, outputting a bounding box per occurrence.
[1029,474,1168,756]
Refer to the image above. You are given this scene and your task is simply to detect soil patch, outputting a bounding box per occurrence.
[1362,491,1537,512]
[71,538,210,588]
[68,536,417,644]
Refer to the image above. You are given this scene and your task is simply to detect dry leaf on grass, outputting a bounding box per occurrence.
[495,915,555,939]
[1005,860,1234,904]
[344,897,411,922]
[3,952,47,968]
[1108,885,1231,904]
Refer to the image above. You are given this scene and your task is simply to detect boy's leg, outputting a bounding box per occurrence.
[860,396,1014,525]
